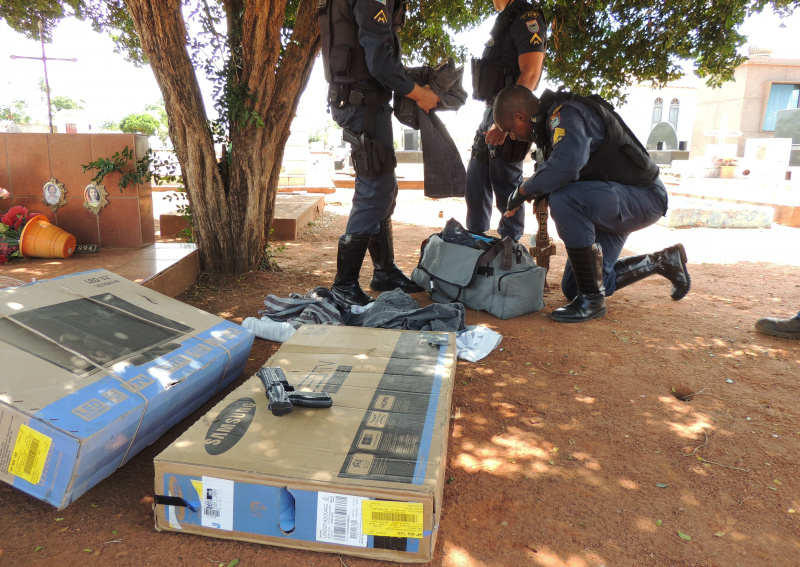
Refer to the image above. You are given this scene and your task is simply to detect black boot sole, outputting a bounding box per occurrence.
[550,306,608,323]
[755,320,800,339]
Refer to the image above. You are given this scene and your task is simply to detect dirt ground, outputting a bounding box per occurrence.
[1,190,799,567]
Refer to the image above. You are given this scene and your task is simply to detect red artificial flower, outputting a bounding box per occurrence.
[1,206,29,230]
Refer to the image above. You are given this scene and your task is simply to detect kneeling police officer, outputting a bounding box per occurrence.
[494,85,691,323]
[319,0,440,307]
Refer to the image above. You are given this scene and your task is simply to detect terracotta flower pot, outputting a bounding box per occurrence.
[19,215,76,259]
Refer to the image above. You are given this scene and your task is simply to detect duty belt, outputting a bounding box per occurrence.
[327,83,391,109]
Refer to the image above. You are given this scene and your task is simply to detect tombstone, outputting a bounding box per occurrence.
[775,108,800,144]
[279,129,309,187]
[743,137,792,180]
[646,122,679,150]
[404,129,420,151]
[646,122,686,165]
[775,109,800,166]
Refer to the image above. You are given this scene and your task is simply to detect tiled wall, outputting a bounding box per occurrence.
[0,133,155,248]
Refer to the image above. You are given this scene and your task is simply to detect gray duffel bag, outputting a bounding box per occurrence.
[411,230,546,320]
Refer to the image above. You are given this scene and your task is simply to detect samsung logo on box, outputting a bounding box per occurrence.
[204,397,257,455]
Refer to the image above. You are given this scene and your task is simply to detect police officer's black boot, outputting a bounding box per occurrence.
[614,243,691,300]
[551,244,608,323]
[331,233,375,307]
[368,219,424,293]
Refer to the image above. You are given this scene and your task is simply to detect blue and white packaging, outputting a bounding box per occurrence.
[153,325,456,563]
[0,270,254,509]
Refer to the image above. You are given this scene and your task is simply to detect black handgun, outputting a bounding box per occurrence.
[342,128,360,148]
[256,367,333,417]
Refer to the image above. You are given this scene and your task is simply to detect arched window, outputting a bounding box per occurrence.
[651,98,663,129]
[669,98,680,130]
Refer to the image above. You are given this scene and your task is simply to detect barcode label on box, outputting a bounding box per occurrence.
[8,424,51,485]
[362,501,423,538]
[200,477,234,531]
[316,492,368,547]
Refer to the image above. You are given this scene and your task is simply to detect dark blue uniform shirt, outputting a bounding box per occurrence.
[350,0,415,95]
[522,100,607,196]
[484,3,546,69]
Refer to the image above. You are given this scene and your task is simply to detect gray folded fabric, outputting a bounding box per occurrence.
[258,287,344,328]
[254,287,464,338]
[344,288,466,332]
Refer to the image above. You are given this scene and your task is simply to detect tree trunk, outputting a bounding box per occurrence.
[125,0,320,273]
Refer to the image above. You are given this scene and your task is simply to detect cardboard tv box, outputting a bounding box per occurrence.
[153,325,456,563]
[0,269,254,509]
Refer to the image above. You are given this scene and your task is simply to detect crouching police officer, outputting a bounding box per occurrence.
[494,85,691,323]
[319,0,439,307]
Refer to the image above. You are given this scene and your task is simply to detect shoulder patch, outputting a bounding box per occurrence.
[529,32,543,45]
[526,20,539,34]
[520,10,541,20]
[373,9,387,24]
[553,127,565,145]
[374,0,386,4]
[549,112,560,129]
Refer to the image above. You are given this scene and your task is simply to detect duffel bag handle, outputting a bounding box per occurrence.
[478,237,514,271]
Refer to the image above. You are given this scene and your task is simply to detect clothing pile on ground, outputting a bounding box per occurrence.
[242,287,502,362]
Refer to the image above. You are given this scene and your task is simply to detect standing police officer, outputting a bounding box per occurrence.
[494,85,691,323]
[465,0,546,242]
[319,0,440,307]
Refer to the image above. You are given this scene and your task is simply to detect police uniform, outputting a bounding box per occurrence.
[465,1,546,242]
[319,0,424,306]
[518,93,690,322]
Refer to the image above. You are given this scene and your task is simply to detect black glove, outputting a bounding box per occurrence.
[506,185,530,213]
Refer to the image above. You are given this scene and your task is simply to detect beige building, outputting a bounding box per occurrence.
[690,48,800,159]
[616,77,698,151]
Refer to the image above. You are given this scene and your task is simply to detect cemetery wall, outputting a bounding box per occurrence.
[0,133,154,248]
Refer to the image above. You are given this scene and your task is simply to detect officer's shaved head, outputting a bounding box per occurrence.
[492,85,541,142]
[493,85,540,127]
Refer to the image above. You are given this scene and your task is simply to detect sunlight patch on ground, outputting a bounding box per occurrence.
[618,478,640,490]
[527,546,596,567]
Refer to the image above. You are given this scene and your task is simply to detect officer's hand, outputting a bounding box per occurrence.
[484,123,507,147]
[504,185,530,217]
[408,84,440,113]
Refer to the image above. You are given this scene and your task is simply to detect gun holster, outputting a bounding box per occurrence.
[500,138,533,163]
[343,129,396,180]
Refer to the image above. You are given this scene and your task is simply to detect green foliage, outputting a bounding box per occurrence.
[144,99,169,142]
[402,0,494,64]
[99,119,119,131]
[183,1,265,152]
[51,95,84,112]
[538,0,797,100]
[81,146,160,191]
[119,113,161,136]
[308,119,339,145]
[3,0,798,108]
[0,101,32,124]
[259,230,287,272]
[156,152,194,242]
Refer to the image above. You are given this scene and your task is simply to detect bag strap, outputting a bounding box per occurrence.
[478,238,514,272]
[415,265,466,303]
